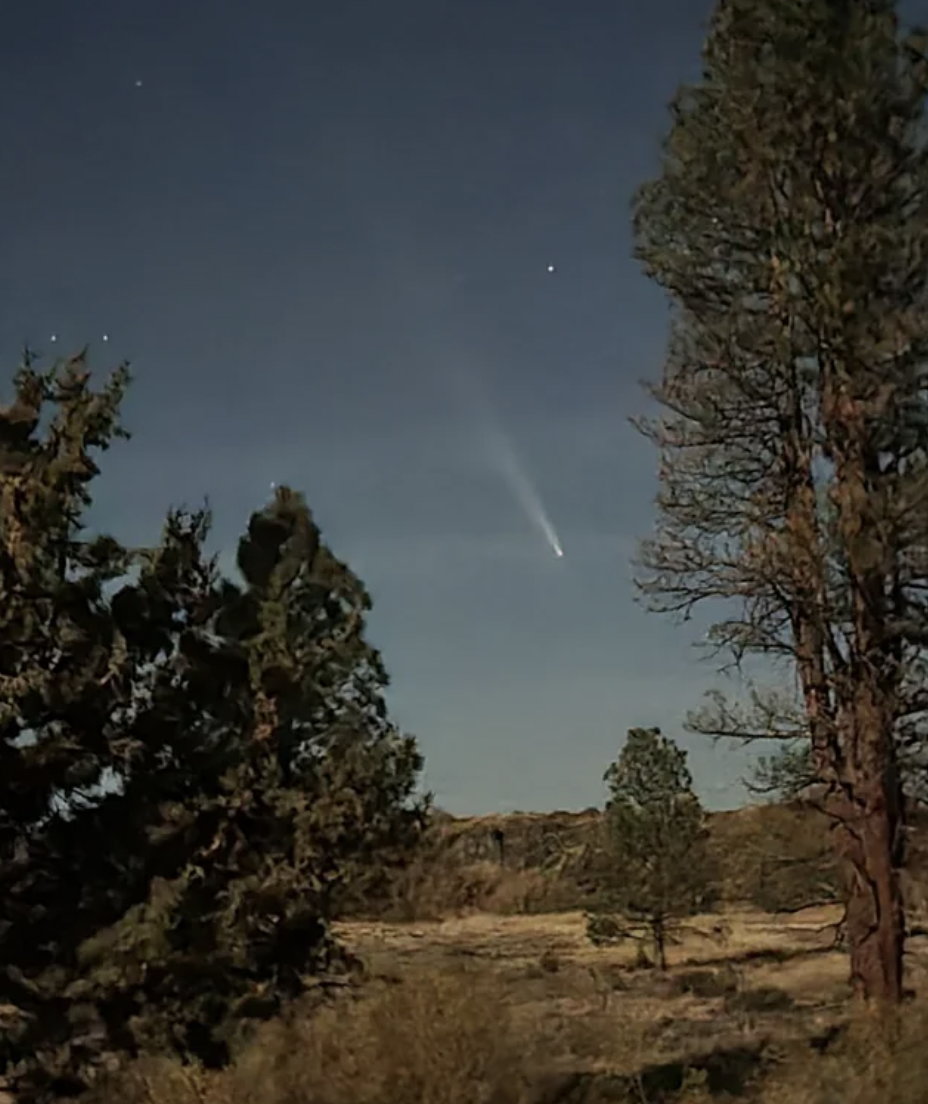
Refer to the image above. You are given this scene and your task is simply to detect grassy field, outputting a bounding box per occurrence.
[93,904,928,1104]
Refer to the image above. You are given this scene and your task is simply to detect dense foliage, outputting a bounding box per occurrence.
[0,354,426,1100]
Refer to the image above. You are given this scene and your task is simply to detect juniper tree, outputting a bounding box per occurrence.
[78,485,427,1067]
[632,0,928,1000]
[586,729,715,970]
[0,353,145,1095]
[0,356,134,961]
[0,357,425,1097]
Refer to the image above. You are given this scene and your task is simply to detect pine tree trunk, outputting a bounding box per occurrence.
[824,388,907,1004]
[834,787,905,1003]
[798,623,906,1002]
[833,680,906,1003]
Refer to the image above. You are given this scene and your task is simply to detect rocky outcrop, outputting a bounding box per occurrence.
[433,802,844,911]
[438,809,604,872]
[363,801,928,921]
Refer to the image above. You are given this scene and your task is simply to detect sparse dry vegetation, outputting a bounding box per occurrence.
[86,965,538,1104]
[82,903,928,1104]
[73,790,922,1103]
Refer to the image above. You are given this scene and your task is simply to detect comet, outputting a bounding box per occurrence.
[436,355,565,562]
[480,417,565,562]
[359,223,567,562]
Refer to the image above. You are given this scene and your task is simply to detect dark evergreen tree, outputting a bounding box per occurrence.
[73,486,426,1067]
[0,354,142,1097]
[0,355,425,1099]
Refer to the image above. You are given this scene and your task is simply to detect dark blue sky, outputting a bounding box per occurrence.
[0,0,760,814]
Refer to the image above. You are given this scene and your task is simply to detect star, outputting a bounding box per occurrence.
[546,264,556,274]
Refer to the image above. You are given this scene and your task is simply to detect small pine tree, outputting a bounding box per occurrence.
[587,728,716,970]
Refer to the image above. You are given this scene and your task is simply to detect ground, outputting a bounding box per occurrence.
[328,905,928,1101]
[90,805,928,1104]
[93,902,928,1104]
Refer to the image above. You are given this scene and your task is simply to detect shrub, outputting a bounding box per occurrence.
[85,967,541,1104]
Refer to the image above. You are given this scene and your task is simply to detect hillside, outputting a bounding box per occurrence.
[349,802,860,922]
[447,803,838,903]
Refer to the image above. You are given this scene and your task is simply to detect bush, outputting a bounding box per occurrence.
[758,1003,928,1104]
[85,967,541,1104]
[360,835,554,921]
[673,968,740,999]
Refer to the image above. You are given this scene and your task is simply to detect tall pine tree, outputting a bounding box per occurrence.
[633,0,928,1000]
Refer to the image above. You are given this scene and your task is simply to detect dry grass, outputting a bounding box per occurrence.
[87,966,542,1104]
[86,906,928,1104]
[756,1004,928,1104]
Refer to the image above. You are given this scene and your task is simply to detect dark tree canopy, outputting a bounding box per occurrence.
[587,729,715,970]
[0,354,426,1099]
[632,0,928,1001]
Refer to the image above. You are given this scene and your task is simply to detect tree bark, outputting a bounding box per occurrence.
[793,616,905,1000]
[819,361,907,1002]
[833,685,906,1003]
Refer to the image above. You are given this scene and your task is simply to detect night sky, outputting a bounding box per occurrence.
[0,0,761,814]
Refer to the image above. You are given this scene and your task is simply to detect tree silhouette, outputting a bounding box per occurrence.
[0,354,425,1098]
